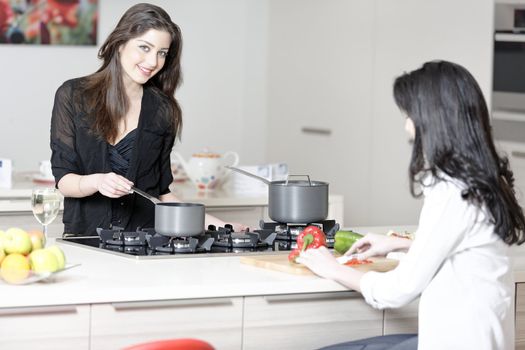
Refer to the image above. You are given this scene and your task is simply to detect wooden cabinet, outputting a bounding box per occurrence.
[383,299,419,335]
[90,297,243,350]
[516,283,525,350]
[0,304,90,349]
[243,292,383,350]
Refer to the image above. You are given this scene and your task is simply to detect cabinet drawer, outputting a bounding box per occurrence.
[243,292,383,350]
[0,304,90,349]
[383,299,419,335]
[90,297,243,350]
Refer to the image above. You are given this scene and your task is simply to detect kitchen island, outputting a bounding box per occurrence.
[1,224,525,350]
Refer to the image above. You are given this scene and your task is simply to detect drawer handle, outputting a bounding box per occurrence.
[0,305,78,316]
[512,151,525,159]
[264,291,359,303]
[112,298,234,311]
[301,127,332,136]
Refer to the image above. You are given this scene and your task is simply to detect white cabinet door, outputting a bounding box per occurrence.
[496,141,525,206]
[383,299,419,335]
[0,305,90,349]
[243,292,383,350]
[91,297,243,350]
[266,0,375,228]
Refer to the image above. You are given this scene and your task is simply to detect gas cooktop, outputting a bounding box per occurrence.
[57,220,339,260]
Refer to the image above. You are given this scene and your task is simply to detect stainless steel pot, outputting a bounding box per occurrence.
[227,167,328,223]
[132,187,205,237]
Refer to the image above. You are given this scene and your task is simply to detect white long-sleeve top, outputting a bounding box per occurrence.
[360,174,514,350]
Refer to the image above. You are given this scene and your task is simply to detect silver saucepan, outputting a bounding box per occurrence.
[132,187,205,237]
[226,167,328,223]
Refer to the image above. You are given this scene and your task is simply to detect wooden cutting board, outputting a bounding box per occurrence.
[240,254,399,275]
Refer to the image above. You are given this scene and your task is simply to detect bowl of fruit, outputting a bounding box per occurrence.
[0,227,79,285]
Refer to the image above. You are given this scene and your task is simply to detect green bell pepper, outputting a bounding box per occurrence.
[334,230,363,255]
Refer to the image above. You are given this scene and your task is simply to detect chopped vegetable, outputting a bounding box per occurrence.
[297,226,326,252]
[344,258,372,266]
[334,230,363,255]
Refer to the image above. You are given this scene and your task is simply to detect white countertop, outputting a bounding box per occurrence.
[0,239,344,309]
[1,224,525,310]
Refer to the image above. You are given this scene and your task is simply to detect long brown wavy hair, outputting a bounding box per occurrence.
[83,3,182,143]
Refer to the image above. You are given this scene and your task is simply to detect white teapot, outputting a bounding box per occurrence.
[171,150,239,191]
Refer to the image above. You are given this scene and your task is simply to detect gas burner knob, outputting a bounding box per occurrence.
[207,224,217,231]
[225,224,233,231]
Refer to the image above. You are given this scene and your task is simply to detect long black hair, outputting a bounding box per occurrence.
[393,60,524,245]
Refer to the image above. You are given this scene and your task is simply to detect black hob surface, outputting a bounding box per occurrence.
[57,220,339,259]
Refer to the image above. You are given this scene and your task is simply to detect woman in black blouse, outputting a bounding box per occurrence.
[50,3,245,236]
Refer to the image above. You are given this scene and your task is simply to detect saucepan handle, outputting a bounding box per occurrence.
[285,175,312,186]
[131,186,161,204]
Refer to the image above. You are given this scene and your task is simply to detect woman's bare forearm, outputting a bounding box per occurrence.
[58,173,101,198]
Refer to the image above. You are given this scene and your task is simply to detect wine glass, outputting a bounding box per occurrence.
[31,187,62,241]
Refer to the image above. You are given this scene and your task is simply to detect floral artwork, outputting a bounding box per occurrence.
[0,0,97,45]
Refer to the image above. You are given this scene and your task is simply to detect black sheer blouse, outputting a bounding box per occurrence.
[50,78,175,236]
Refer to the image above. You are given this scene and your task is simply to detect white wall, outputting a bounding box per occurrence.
[0,0,268,171]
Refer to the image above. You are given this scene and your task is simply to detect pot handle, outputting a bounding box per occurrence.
[285,175,312,186]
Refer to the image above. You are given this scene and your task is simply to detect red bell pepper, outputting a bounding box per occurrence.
[297,225,326,252]
[288,249,301,264]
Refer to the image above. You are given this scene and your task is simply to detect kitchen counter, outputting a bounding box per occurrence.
[2,225,525,350]
[0,172,271,211]
[0,237,342,308]
[0,172,344,216]
[1,224,525,309]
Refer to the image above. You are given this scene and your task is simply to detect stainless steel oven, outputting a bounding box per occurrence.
[493,5,525,113]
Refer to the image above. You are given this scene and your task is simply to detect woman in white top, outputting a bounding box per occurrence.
[297,60,525,350]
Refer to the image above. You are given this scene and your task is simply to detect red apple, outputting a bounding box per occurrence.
[27,229,46,251]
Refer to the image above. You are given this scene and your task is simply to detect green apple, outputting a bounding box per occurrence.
[3,228,32,255]
[46,245,66,270]
[29,249,59,273]
[0,230,5,245]
[27,230,46,251]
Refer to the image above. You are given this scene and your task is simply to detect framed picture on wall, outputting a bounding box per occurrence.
[0,0,98,45]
